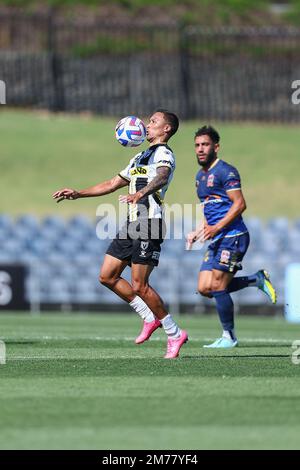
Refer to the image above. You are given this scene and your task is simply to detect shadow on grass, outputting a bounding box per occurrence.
[3,341,40,345]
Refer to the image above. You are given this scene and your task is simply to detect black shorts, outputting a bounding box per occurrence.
[106,220,165,266]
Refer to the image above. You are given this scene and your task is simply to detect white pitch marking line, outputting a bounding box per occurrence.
[2,336,296,344]
[8,355,148,360]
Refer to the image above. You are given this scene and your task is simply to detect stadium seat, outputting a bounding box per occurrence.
[16,214,39,231]
[0,213,291,308]
[1,239,25,260]
[29,238,54,257]
[38,225,61,242]
[0,214,13,231]
[244,217,263,232]
[68,215,94,232]
[41,278,71,303]
[267,217,289,235]
[43,215,65,228]
[293,219,300,231]
[55,238,81,257]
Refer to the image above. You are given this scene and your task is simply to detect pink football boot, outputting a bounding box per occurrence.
[164,330,188,359]
[135,319,162,344]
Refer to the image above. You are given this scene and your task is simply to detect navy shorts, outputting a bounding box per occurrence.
[106,236,163,266]
[106,219,164,267]
[200,233,250,274]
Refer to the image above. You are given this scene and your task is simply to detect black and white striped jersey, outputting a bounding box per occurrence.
[119,143,175,222]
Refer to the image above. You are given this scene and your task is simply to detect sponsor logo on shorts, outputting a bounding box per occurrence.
[220,250,230,264]
[140,241,149,258]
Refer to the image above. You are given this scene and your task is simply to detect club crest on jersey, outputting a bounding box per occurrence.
[220,250,230,264]
[207,174,215,187]
[130,167,148,176]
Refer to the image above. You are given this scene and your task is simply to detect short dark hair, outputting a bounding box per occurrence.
[195,125,220,144]
[155,109,179,138]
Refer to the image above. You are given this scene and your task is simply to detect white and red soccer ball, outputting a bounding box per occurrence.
[115,116,146,147]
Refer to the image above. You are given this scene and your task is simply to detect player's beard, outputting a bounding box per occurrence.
[197,148,217,168]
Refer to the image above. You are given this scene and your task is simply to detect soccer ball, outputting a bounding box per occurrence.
[115,116,146,147]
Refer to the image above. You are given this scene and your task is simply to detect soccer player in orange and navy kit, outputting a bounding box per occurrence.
[187,126,276,348]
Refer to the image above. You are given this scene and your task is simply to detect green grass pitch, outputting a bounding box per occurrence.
[1,110,299,218]
[1,312,300,450]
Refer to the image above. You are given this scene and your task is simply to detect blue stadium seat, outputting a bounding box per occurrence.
[293,219,300,231]
[28,238,54,257]
[0,228,9,243]
[244,217,263,246]
[73,252,97,264]
[16,214,39,230]
[73,278,100,303]
[0,214,13,231]
[0,253,16,263]
[41,278,71,303]
[12,224,39,244]
[55,238,81,257]
[2,239,25,260]
[83,238,108,255]
[267,217,289,235]
[68,215,93,231]
[42,215,66,232]
[244,217,263,233]
[259,230,282,255]
[162,239,185,256]
[237,287,269,306]
[0,213,292,308]
[43,251,68,264]
[38,225,61,242]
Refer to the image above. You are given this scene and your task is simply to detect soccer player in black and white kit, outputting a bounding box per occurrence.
[53,110,188,358]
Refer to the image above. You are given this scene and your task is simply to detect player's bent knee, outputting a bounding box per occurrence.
[132,281,149,297]
[211,281,224,292]
[198,286,212,297]
[99,273,114,288]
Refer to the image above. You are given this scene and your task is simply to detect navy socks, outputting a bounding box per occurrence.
[211,290,234,332]
[227,274,258,293]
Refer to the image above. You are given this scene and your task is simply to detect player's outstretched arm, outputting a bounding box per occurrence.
[52,175,129,203]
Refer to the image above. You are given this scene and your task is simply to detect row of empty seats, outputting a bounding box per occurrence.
[0,214,298,307]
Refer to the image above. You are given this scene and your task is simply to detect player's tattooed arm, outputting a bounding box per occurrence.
[138,166,170,198]
[119,167,170,204]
